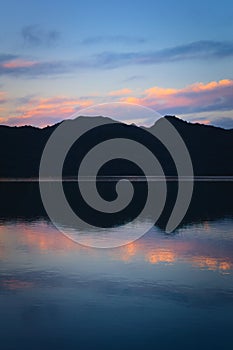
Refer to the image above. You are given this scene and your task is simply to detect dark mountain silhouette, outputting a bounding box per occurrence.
[0,115,232,177]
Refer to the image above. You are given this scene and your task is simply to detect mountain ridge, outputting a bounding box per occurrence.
[1,115,233,131]
[0,115,232,177]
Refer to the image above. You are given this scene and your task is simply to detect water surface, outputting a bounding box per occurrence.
[0,181,233,349]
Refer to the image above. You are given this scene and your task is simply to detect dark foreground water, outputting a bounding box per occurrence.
[0,181,233,350]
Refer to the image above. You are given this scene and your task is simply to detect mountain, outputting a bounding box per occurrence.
[0,115,232,177]
[160,116,233,176]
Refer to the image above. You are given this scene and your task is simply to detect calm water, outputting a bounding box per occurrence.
[0,181,233,350]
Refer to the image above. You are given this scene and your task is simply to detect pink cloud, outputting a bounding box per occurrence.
[2,59,38,69]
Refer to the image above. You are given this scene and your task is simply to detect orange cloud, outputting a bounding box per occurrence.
[121,79,233,115]
[121,96,141,104]
[145,86,178,97]
[4,96,93,127]
[108,88,132,96]
[187,79,232,92]
[2,78,233,127]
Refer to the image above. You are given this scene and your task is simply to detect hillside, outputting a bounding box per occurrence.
[0,116,232,177]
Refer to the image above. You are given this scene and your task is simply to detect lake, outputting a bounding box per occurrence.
[0,180,233,349]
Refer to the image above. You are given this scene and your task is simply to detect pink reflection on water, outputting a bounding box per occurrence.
[0,220,232,274]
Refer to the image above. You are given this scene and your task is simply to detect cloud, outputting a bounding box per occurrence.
[71,102,161,126]
[0,53,18,63]
[2,79,233,129]
[1,40,233,78]
[184,115,211,126]
[123,75,144,82]
[211,117,233,129]
[186,115,233,129]
[2,59,38,69]
[90,40,233,68]
[121,79,233,116]
[0,54,90,78]
[0,58,71,77]
[0,91,7,104]
[81,35,146,45]
[2,96,93,127]
[22,25,60,47]
[108,88,132,96]
[155,40,233,61]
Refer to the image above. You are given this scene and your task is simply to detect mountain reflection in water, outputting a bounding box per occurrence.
[0,180,233,350]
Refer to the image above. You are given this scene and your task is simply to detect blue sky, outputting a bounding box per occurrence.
[0,0,233,127]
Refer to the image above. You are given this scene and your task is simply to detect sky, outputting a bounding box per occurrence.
[0,0,233,128]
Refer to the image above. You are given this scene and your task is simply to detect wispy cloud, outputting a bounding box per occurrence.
[22,25,61,47]
[0,53,18,63]
[2,59,38,69]
[1,40,233,78]
[81,35,146,45]
[208,116,233,129]
[90,40,233,68]
[203,113,233,129]
[123,75,144,82]
[0,58,71,77]
[178,112,233,129]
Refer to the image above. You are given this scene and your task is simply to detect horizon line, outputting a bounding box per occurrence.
[0,115,232,131]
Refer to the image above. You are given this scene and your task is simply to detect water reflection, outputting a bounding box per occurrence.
[0,180,233,228]
[2,279,34,290]
[1,218,232,274]
[0,182,233,350]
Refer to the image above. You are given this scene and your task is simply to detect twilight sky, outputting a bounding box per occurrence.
[0,0,233,128]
